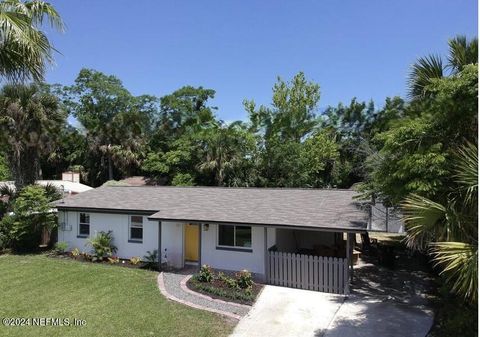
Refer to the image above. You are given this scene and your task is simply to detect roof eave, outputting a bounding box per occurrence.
[148,216,367,233]
[56,205,159,215]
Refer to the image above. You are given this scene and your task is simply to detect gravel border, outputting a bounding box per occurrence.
[157,272,251,319]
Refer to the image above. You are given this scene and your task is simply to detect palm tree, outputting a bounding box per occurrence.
[0,0,64,82]
[198,123,254,186]
[0,84,66,190]
[447,35,478,72]
[90,109,147,181]
[408,35,477,99]
[402,142,477,303]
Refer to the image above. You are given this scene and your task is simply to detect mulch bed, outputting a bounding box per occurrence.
[187,276,263,306]
[47,252,153,270]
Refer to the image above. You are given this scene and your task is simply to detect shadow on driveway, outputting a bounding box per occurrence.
[321,297,433,337]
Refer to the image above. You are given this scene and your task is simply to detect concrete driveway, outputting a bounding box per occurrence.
[323,296,433,337]
[230,285,433,337]
[231,285,345,337]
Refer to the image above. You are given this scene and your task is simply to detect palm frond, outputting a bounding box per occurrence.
[454,142,478,206]
[0,183,16,198]
[24,0,65,31]
[401,193,446,249]
[447,35,478,73]
[407,54,444,99]
[431,242,477,303]
[39,182,62,202]
[0,0,64,82]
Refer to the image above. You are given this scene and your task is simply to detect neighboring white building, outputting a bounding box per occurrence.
[55,186,369,294]
[0,171,92,196]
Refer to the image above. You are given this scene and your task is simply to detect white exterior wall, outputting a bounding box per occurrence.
[267,227,276,249]
[58,211,159,260]
[201,224,267,278]
[58,210,341,279]
[161,221,184,268]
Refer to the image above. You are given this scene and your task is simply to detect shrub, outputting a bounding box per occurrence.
[70,248,80,258]
[81,251,92,262]
[236,270,253,289]
[197,264,213,283]
[3,185,57,252]
[218,272,237,288]
[108,256,120,264]
[87,231,117,262]
[143,250,158,270]
[0,215,14,250]
[189,279,256,303]
[54,241,68,254]
[129,256,141,265]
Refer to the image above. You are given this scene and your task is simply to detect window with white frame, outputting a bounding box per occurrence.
[217,225,252,249]
[78,213,90,237]
[129,215,143,242]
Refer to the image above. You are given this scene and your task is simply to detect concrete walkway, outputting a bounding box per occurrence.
[231,286,433,337]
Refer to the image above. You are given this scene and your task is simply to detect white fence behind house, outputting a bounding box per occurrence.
[267,251,348,294]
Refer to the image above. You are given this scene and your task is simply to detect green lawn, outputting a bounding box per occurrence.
[0,254,235,337]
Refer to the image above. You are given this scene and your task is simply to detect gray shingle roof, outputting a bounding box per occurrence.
[55,186,368,231]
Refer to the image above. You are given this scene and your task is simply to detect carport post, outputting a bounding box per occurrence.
[348,233,354,280]
[158,221,162,271]
[345,232,350,294]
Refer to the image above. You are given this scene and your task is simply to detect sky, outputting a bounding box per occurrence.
[45,1,477,122]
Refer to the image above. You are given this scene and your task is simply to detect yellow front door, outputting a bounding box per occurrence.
[184,224,199,262]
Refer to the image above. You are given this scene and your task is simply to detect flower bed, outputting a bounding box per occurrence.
[48,240,159,270]
[186,265,263,305]
[48,251,150,269]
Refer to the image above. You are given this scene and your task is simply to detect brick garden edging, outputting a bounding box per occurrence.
[157,272,243,320]
[180,275,252,309]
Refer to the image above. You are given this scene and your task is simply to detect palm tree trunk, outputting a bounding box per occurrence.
[108,155,113,181]
[12,150,37,191]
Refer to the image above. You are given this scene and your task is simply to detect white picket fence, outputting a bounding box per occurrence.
[267,251,349,294]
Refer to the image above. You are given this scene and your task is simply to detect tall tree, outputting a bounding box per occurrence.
[143,86,217,185]
[197,122,255,186]
[244,72,321,186]
[246,72,320,143]
[302,130,340,187]
[363,64,477,204]
[153,86,217,149]
[64,69,152,183]
[0,84,65,189]
[321,98,376,187]
[40,124,87,180]
[0,0,64,82]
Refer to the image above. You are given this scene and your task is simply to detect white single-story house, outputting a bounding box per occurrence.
[55,186,368,294]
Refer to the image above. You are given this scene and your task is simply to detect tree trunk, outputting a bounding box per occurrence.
[361,232,371,251]
[11,150,37,191]
[108,155,114,181]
